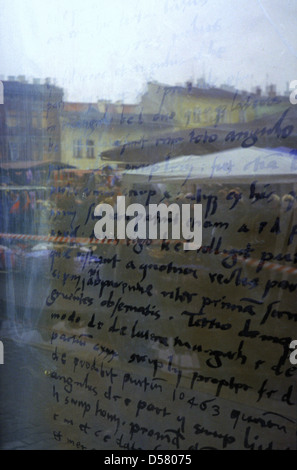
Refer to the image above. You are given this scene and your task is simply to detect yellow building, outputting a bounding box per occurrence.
[140,81,289,129]
[59,101,176,169]
[60,83,291,169]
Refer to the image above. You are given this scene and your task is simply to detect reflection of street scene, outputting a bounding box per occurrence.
[0,76,297,450]
[0,77,296,276]
[0,76,296,243]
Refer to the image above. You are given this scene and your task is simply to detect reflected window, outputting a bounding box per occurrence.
[73,139,83,158]
[8,141,18,160]
[86,139,95,159]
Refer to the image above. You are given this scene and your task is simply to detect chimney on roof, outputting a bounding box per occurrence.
[186,81,193,92]
[266,84,276,98]
[18,75,27,83]
[255,86,261,97]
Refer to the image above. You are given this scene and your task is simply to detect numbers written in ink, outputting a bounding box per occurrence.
[172,389,220,416]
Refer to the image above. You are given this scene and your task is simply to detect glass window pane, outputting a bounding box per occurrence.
[0,0,296,452]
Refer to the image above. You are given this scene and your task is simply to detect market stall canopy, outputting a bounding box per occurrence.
[122,147,297,185]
